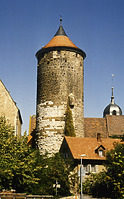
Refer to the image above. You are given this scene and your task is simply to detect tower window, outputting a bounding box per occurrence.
[68,93,74,108]
[112,110,116,115]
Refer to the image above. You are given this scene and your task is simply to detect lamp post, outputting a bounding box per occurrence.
[80,154,86,199]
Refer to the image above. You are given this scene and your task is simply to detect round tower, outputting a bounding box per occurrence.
[35,19,86,155]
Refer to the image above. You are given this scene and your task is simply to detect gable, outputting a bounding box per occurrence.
[59,137,73,159]
[95,144,106,151]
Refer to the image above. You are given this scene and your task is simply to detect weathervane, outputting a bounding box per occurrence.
[111,74,114,99]
[112,74,114,88]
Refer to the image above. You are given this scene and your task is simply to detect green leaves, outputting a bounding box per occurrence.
[35,153,71,197]
[0,116,42,193]
[105,142,124,198]
[0,117,71,197]
[82,142,124,198]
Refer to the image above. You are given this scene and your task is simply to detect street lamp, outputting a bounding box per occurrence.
[80,154,86,199]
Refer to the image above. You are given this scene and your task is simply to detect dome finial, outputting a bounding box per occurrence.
[112,74,114,87]
[111,74,114,103]
[54,16,67,36]
[111,86,114,103]
[60,15,62,26]
[103,74,122,117]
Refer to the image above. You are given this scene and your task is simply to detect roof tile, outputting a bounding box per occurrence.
[64,136,123,160]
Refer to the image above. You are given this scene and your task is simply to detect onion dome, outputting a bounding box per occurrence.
[36,18,86,60]
[103,87,122,118]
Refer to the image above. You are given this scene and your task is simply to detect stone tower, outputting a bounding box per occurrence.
[35,19,86,155]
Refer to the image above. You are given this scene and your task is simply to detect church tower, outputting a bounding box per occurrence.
[35,19,86,155]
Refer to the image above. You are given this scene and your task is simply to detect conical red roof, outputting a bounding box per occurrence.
[43,35,78,49]
[43,20,78,49]
[36,20,86,60]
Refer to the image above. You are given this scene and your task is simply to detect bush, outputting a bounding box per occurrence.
[64,103,75,137]
[81,143,124,198]
[0,117,72,197]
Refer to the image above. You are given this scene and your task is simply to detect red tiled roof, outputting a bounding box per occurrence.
[64,136,122,160]
[84,118,107,138]
[106,115,124,136]
[43,35,78,49]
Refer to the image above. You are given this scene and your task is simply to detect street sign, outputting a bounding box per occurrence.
[53,180,61,196]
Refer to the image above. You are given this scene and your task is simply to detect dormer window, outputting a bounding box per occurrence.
[99,150,104,157]
[95,145,105,157]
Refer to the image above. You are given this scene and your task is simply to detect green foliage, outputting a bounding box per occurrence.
[110,133,124,140]
[37,153,71,197]
[83,172,112,198]
[0,117,71,197]
[0,116,42,194]
[64,103,75,137]
[82,142,124,198]
[105,142,124,198]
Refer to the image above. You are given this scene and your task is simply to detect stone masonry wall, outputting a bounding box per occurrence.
[36,50,84,155]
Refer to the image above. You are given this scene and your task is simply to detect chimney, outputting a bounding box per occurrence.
[97,133,102,142]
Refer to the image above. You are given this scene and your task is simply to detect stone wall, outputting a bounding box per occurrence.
[0,80,22,138]
[36,50,84,155]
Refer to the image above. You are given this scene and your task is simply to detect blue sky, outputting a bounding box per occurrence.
[1,0,124,133]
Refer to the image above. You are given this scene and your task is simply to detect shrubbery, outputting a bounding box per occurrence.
[64,103,76,137]
[82,142,124,198]
[0,116,71,197]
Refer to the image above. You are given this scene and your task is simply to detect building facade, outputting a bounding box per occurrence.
[0,80,22,138]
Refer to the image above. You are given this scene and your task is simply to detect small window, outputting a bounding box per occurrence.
[112,110,116,115]
[84,164,97,174]
[68,93,74,108]
[63,153,68,158]
[91,165,96,173]
[99,150,103,157]
[84,164,91,173]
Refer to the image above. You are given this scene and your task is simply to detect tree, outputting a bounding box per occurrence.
[37,153,71,197]
[64,103,76,137]
[82,142,124,198]
[105,142,124,198]
[0,116,72,197]
[0,116,42,194]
